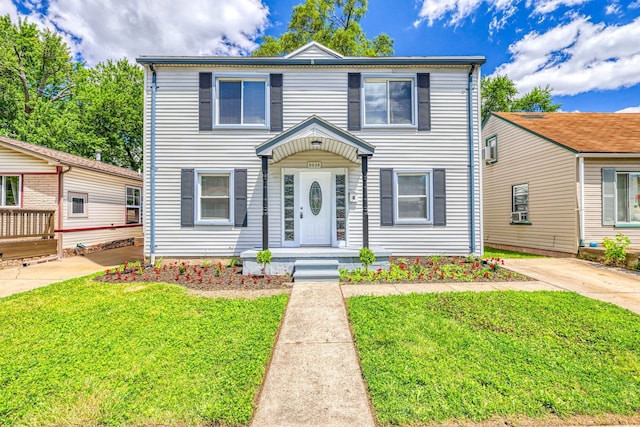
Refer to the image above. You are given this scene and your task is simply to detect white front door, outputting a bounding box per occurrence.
[300,171,332,245]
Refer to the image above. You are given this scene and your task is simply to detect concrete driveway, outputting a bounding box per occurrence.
[503,257,640,314]
[0,245,144,298]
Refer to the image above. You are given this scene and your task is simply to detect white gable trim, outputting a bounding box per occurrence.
[284,41,344,59]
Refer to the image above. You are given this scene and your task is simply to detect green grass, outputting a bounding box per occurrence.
[0,276,288,426]
[347,291,640,426]
[484,246,544,258]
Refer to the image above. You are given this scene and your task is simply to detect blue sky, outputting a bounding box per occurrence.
[3,0,640,112]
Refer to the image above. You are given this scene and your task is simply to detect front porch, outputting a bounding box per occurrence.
[241,246,392,277]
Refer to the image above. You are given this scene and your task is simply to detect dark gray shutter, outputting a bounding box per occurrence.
[380,168,394,226]
[199,73,213,131]
[270,74,283,132]
[234,169,248,227]
[181,169,195,227]
[348,73,361,131]
[602,168,615,226]
[417,73,431,131]
[433,169,446,226]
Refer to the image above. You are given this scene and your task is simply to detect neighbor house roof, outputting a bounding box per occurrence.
[0,136,142,180]
[492,112,640,154]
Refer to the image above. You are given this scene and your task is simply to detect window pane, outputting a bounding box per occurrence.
[201,175,229,197]
[398,175,426,196]
[617,174,629,222]
[127,187,140,206]
[4,175,19,206]
[72,197,85,214]
[127,207,140,224]
[243,81,265,124]
[389,80,412,124]
[398,197,427,219]
[219,81,241,124]
[365,81,388,124]
[631,174,640,222]
[201,198,230,220]
[513,184,528,212]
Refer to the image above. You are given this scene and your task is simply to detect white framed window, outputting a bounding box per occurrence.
[68,192,88,217]
[364,76,415,126]
[195,170,234,225]
[511,183,529,223]
[216,76,267,127]
[126,186,141,224]
[484,135,497,163]
[394,170,432,224]
[616,172,640,224]
[1,175,20,207]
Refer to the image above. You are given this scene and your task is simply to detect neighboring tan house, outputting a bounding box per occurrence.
[136,42,485,272]
[0,136,143,260]
[483,112,640,255]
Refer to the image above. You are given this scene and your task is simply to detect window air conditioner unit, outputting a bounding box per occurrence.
[511,211,527,222]
[484,146,495,161]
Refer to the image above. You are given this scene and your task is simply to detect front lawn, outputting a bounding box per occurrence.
[0,276,288,426]
[347,291,640,426]
[484,246,544,258]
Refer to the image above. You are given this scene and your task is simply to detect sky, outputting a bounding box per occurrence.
[3,0,640,113]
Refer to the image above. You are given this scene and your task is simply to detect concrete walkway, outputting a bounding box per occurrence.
[251,281,375,427]
[0,245,143,298]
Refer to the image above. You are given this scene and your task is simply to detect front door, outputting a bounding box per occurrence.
[300,171,331,245]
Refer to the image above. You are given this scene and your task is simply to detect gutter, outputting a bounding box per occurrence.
[468,64,477,254]
[57,165,72,258]
[578,155,585,247]
[149,64,157,264]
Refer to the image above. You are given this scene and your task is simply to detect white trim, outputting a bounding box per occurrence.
[284,41,344,59]
[0,174,21,207]
[393,169,433,224]
[578,157,585,245]
[614,170,640,225]
[68,191,89,218]
[126,185,142,225]
[362,74,417,128]
[214,74,269,129]
[194,169,234,225]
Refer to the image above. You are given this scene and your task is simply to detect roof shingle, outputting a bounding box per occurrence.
[492,112,640,153]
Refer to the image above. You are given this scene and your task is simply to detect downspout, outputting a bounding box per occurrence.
[467,64,476,254]
[57,165,72,258]
[150,64,157,265]
[578,155,585,247]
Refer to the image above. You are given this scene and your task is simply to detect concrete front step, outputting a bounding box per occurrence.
[293,259,340,282]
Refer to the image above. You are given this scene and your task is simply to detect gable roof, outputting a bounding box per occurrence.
[284,41,344,59]
[491,112,640,154]
[0,136,142,180]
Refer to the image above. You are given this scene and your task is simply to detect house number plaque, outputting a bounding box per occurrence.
[307,161,322,169]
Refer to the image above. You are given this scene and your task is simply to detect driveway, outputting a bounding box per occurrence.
[503,257,640,315]
[0,245,143,298]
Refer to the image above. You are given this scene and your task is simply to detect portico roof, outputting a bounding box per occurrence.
[255,115,374,163]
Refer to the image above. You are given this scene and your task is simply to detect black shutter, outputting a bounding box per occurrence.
[417,73,431,131]
[602,168,615,226]
[234,169,248,227]
[181,169,195,227]
[433,169,446,226]
[199,73,213,131]
[380,168,394,226]
[270,74,283,132]
[348,73,361,131]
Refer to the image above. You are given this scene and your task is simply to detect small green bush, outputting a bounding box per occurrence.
[257,249,273,273]
[359,247,376,270]
[602,233,631,266]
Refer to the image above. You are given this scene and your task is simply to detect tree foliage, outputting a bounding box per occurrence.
[481,74,561,122]
[253,0,393,57]
[0,14,143,170]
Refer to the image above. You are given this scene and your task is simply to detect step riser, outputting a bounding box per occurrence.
[293,259,340,283]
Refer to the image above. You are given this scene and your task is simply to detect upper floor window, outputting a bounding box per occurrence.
[217,78,267,126]
[1,175,20,207]
[126,186,141,224]
[364,77,414,126]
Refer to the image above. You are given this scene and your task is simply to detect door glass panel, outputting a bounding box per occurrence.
[284,174,295,241]
[309,181,322,215]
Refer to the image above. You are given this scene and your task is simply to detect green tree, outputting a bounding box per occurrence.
[253,0,393,57]
[481,74,560,122]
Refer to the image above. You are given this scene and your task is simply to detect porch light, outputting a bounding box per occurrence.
[311,140,322,146]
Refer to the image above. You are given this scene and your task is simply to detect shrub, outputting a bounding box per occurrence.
[602,233,631,266]
[257,249,272,274]
[359,247,376,270]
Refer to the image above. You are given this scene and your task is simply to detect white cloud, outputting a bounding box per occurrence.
[617,106,640,112]
[15,0,270,65]
[0,1,19,20]
[493,16,640,96]
[526,0,590,15]
[630,0,640,8]
[606,2,622,14]
[414,0,484,27]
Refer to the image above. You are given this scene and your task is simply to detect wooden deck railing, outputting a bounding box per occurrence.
[0,209,55,239]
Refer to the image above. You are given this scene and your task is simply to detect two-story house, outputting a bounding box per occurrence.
[136,42,485,272]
